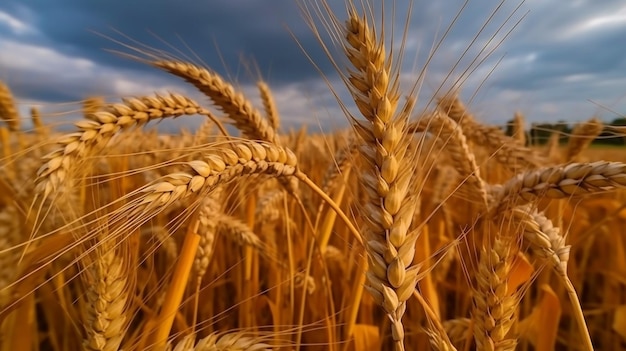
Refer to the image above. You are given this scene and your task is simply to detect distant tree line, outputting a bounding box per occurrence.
[504,117,626,146]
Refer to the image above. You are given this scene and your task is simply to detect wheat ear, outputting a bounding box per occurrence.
[35,93,214,198]
[0,204,20,308]
[82,237,130,351]
[472,233,518,351]
[416,111,488,208]
[443,318,472,345]
[0,80,20,132]
[545,131,561,162]
[194,198,220,282]
[170,332,271,351]
[195,204,271,282]
[489,161,626,210]
[565,117,603,161]
[437,95,544,172]
[257,80,280,131]
[254,190,284,224]
[133,142,297,215]
[512,111,526,145]
[342,9,419,350]
[152,60,278,144]
[83,96,105,121]
[30,107,46,136]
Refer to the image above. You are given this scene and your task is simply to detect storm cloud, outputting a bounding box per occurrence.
[0,0,625,130]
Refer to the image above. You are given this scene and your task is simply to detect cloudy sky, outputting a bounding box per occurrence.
[0,0,625,132]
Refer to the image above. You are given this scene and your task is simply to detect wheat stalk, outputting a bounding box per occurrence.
[511,205,594,351]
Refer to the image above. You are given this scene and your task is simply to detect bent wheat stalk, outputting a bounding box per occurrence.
[512,205,593,351]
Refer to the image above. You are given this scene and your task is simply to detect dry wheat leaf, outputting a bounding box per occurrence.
[518,284,561,351]
[507,252,534,293]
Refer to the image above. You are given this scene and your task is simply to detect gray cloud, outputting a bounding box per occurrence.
[0,0,625,129]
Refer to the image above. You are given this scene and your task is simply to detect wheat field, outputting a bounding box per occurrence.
[1,1,626,350]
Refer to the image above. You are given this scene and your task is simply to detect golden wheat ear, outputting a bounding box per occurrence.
[151,60,279,144]
[0,81,21,132]
[257,80,280,131]
[565,116,603,162]
[332,6,426,350]
[35,93,215,199]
